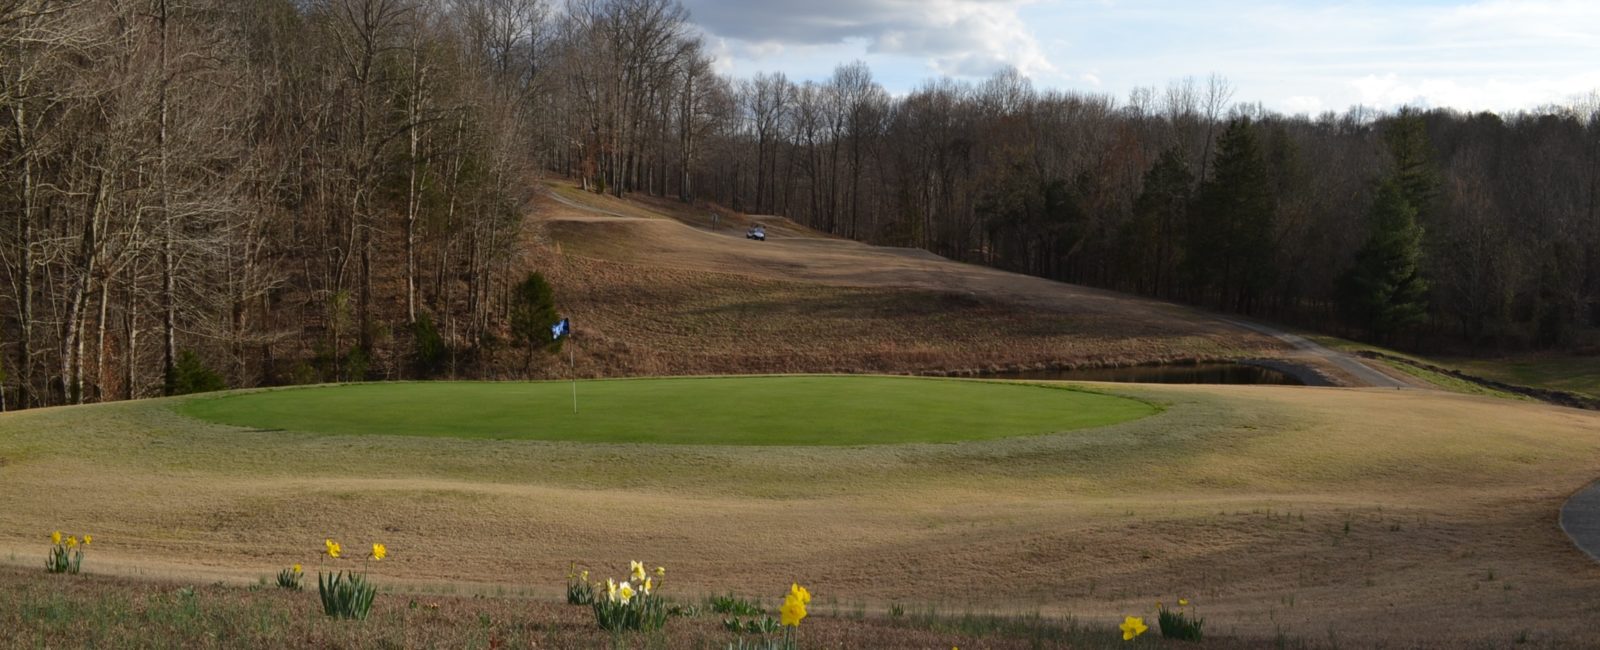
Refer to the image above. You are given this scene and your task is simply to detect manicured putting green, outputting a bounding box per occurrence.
[178,376,1155,445]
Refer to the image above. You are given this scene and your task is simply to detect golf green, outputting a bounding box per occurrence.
[177,376,1156,445]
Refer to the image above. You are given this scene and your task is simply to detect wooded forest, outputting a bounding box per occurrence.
[3,0,1598,409]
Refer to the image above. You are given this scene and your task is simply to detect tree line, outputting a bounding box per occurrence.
[3,0,1597,410]
[1,0,550,409]
[672,70,1599,355]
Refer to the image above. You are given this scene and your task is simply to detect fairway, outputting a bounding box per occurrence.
[177,376,1155,445]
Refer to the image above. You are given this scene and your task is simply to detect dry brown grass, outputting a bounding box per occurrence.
[6,565,1210,649]
[3,384,1600,646]
[533,180,1288,379]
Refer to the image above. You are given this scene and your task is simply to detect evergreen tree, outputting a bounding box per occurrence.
[509,272,561,371]
[1382,109,1440,222]
[168,351,227,396]
[1339,180,1430,340]
[1127,147,1193,296]
[1185,117,1276,312]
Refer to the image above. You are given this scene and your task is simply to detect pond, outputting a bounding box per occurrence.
[980,362,1304,386]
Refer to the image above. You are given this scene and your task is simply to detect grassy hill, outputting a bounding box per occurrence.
[533,180,1294,380]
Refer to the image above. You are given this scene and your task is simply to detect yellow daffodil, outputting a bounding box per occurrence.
[630,560,646,582]
[371,543,387,561]
[51,531,61,545]
[83,535,91,546]
[293,563,302,574]
[1120,615,1148,641]
[618,581,636,603]
[66,536,78,548]
[606,578,618,602]
[1178,598,1189,607]
[325,539,341,559]
[580,570,589,581]
[789,582,811,605]
[654,566,665,577]
[642,577,652,595]
[780,596,807,627]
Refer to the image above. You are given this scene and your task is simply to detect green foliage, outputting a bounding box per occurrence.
[274,567,302,591]
[508,272,560,368]
[167,351,226,396]
[1124,147,1194,294]
[590,590,668,632]
[45,541,84,575]
[1157,604,1205,641]
[710,593,766,616]
[1185,117,1276,312]
[289,361,318,386]
[1339,179,1429,339]
[723,616,781,635]
[410,313,448,378]
[565,569,595,605]
[975,163,1087,278]
[1382,109,1440,222]
[317,571,376,620]
[725,636,793,650]
[343,347,370,383]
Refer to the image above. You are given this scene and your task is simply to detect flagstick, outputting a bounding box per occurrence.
[570,337,578,415]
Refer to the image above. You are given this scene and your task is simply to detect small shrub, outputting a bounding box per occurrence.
[289,361,319,385]
[590,560,669,632]
[1157,598,1205,641]
[44,531,90,574]
[168,350,226,396]
[411,313,448,378]
[342,346,370,382]
[316,539,386,620]
[275,564,304,591]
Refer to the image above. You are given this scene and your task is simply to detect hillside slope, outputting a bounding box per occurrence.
[534,181,1390,384]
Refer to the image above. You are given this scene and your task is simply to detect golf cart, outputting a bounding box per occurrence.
[746,225,766,241]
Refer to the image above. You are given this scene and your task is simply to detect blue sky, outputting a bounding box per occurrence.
[679,0,1600,113]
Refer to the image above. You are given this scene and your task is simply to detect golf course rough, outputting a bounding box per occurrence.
[177,375,1156,445]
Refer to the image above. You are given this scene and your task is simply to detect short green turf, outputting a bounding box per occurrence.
[176,376,1155,445]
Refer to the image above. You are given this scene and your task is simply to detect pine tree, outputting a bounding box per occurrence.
[1339,180,1430,340]
[1185,117,1275,312]
[1128,147,1193,296]
[1382,109,1440,222]
[509,272,561,372]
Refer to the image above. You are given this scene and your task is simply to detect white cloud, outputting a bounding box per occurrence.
[684,0,1053,81]
[1282,95,1324,115]
[685,0,1600,113]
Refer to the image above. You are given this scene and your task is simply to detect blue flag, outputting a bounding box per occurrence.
[550,317,570,340]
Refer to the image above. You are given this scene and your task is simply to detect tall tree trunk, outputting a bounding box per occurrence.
[13,104,34,408]
[157,0,177,394]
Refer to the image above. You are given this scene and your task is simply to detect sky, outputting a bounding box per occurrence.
[677,0,1600,114]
